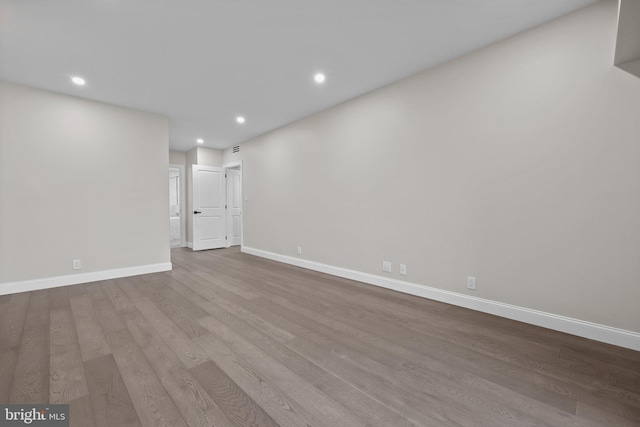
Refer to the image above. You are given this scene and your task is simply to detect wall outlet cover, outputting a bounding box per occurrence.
[382,261,392,272]
[467,276,476,290]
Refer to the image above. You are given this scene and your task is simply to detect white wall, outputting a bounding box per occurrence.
[0,81,171,288]
[196,147,223,167]
[224,0,640,335]
[169,149,186,165]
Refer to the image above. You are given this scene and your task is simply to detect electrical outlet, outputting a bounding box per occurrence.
[73,259,82,270]
[467,276,476,290]
[382,261,392,273]
[297,246,302,255]
[400,264,407,275]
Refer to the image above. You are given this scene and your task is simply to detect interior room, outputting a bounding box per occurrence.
[1,0,639,426]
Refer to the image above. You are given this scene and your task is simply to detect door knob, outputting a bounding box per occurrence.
[194,211,202,214]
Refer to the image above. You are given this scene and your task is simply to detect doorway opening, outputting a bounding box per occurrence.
[224,162,242,247]
[169,164,186,248]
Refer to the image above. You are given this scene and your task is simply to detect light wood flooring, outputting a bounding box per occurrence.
[1,247,639,426]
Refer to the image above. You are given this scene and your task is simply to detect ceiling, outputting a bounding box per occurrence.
[0,0,597,151]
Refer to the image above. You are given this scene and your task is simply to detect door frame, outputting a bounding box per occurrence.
[169,163,186,248]
[223,161,243,248]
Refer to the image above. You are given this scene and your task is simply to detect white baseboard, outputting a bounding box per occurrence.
[187,242,193,249]
[242,246,640,352]
[0,262,172,296]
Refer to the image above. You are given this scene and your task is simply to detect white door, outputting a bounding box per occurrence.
[226,169,242,247]
[192,165,225,250]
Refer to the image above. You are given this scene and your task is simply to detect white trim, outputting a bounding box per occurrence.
[0,262,172,296]
[242,246,640,352]
[222,160,243,169]
[186,241,193,249]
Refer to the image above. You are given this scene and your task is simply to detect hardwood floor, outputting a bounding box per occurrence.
[1,247,639,426]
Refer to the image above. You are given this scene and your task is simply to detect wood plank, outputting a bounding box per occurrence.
[135,280,209,339]
[0,346,19,402]
[170,274,296,344]
[116,277,146,301]
[249,291,587,426]
[50,309,79,353]
[256,265,563,369]
[122,306,232,427]
[129,296,209,369]
[313,373,418,427]
[610,370,640,395]
[84,354,141,427]
[198,315,368,427]
[50,343,89,403]
[194,332,319,427]
[0,292,31,349]
[104,282,137,314]
[183,288,416,427]
[279,294,596,424]
[560,340,640,372]
[259,282,639,425]
[0,293,10,305]
[285,335,482,427]
[86,285,127,334]
[106,328,188,427]
[190,270,261,300]
[70,293,111,361]
[259,283,583,395]
[290,294,638,419]
[67,283,88,298]
[69,394,97,427]
[10,291,50,404]
[194,297,324,385]
[51,304,87,406]
[50,306,87,405]
[221,294,536,425]
[188,360,278,427]
[49,286,71,310]
[576,400,640,427]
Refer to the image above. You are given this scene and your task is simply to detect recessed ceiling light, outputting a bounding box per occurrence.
[71,76,86,86]
[236,116,245,124]
[314,73,326,84]
[196,138,204,144]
